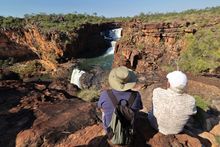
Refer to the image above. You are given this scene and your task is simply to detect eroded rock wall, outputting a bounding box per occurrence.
[0,22,120,70]
[0,31,37,61]
[113,21,196,75]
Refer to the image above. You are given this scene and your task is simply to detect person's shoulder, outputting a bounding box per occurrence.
[183,93,196,102]
[100,89,109,97]
[131,90,140,95]
[153,87,167,94]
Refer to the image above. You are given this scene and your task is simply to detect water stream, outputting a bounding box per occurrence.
[70,28,122,88]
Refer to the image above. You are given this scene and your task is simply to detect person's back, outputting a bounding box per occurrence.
[148,71,197,135]
[97,66,143,145]
[98,89,142,132]
[148,87,196,135]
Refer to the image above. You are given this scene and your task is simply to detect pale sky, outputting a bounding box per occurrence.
[1,0,220,18]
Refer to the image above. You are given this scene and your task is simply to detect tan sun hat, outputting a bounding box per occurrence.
[108,66,137,91]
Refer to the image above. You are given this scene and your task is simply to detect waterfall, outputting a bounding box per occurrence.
[103,28,122,56]
[108,28,122,40]
[76,28,122,71]
[104,41,116,56]
[70,69,85,89]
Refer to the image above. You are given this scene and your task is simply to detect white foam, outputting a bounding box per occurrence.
[70,68,85,89]
[108,28,122,40]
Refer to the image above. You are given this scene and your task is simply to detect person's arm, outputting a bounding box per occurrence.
[98,92,104,109]
[189,96,197,115]
[97,91,106,122]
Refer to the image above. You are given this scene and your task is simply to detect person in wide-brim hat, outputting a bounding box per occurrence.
[98,66,143,135]
[108,66,137,91]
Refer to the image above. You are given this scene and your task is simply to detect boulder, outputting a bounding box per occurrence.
[0,69,20,80]
[56,112,204,147]
[48,80,78,97]
[199,132,219,147]
[210,123,220,136]
[16,100,98,147]
[148,133,202,147]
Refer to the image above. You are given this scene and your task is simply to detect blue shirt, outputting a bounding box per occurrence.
[98,89,143,132]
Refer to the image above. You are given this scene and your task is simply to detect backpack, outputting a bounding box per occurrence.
[106,90,137,145]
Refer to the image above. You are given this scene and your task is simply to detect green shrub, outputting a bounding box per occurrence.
[77,87,100,102]
[194,95,210,111]
[216,136,220,145]
[9,60,42,76]
[179,28,220,73]
[134,6,220,24]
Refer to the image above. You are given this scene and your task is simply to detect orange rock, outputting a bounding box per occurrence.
[199,132,219,147]
[210,124,220,136]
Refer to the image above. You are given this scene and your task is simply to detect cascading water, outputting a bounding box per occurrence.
[104,41,116,56]
[70,68,85,89]
[103,28,122,56]
[70,28,122,88]
[77,28,122,69]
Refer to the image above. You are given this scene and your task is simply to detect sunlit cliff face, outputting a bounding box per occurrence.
[0,22,120,70]
[113,21,194,74]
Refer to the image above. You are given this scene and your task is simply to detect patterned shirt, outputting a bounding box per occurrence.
[98,89,143,132]
[148,88,197,135]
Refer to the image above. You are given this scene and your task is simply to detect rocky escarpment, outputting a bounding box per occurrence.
[0,80,214,147]
[0,32,38,62]
[0,22,120,70]
[113,20,196,76]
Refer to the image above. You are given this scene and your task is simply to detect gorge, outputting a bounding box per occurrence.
[0,8,220,146]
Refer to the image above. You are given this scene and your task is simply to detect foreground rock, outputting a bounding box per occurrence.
[0,79,217,146]
[16,100,98,147]
[0,80,97,147]
[57,113,206,147]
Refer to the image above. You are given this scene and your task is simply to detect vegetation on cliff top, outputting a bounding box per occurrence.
[134,6,220,25]
[134,6,220,74]
[0,13,127,32]
[1,7,220,74]
[179,26,220,73]
[1,6,220,31]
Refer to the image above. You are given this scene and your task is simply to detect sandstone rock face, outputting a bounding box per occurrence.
[0,22,119,70]
[113,21,193,75]
[210,123,220,136]
[187,75,220,102]
[199,132,219,147]
[0,80,98,147]
[148,133,202,147]
[16,100,97,147]
[0,32,37,61]
[56,112,204,147]
[0,80,208,147]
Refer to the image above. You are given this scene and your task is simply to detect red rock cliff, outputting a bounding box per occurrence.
[113,21,196,75]
[0,22,119,70]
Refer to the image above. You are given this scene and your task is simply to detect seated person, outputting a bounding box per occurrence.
[148,71,197,135]
[98,66,143,133]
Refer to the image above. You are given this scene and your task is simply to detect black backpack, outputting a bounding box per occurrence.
[106,90,136,145]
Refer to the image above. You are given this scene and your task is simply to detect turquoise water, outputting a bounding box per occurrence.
[77,28,122,71]
[78,54,114,71]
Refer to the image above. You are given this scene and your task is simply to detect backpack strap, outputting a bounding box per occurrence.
[128,92,137,108]
[107,90,118,107]
[107,90,137,108]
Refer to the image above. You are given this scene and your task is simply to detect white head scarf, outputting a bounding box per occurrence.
[166,71,187,92]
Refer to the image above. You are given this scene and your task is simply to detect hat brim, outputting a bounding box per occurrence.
[109,68,137,91]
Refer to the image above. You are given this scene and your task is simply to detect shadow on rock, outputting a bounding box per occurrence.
[133,112,156,147]
[87,135,111,147]
[0,109,36,147]
[0,84,36,147]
